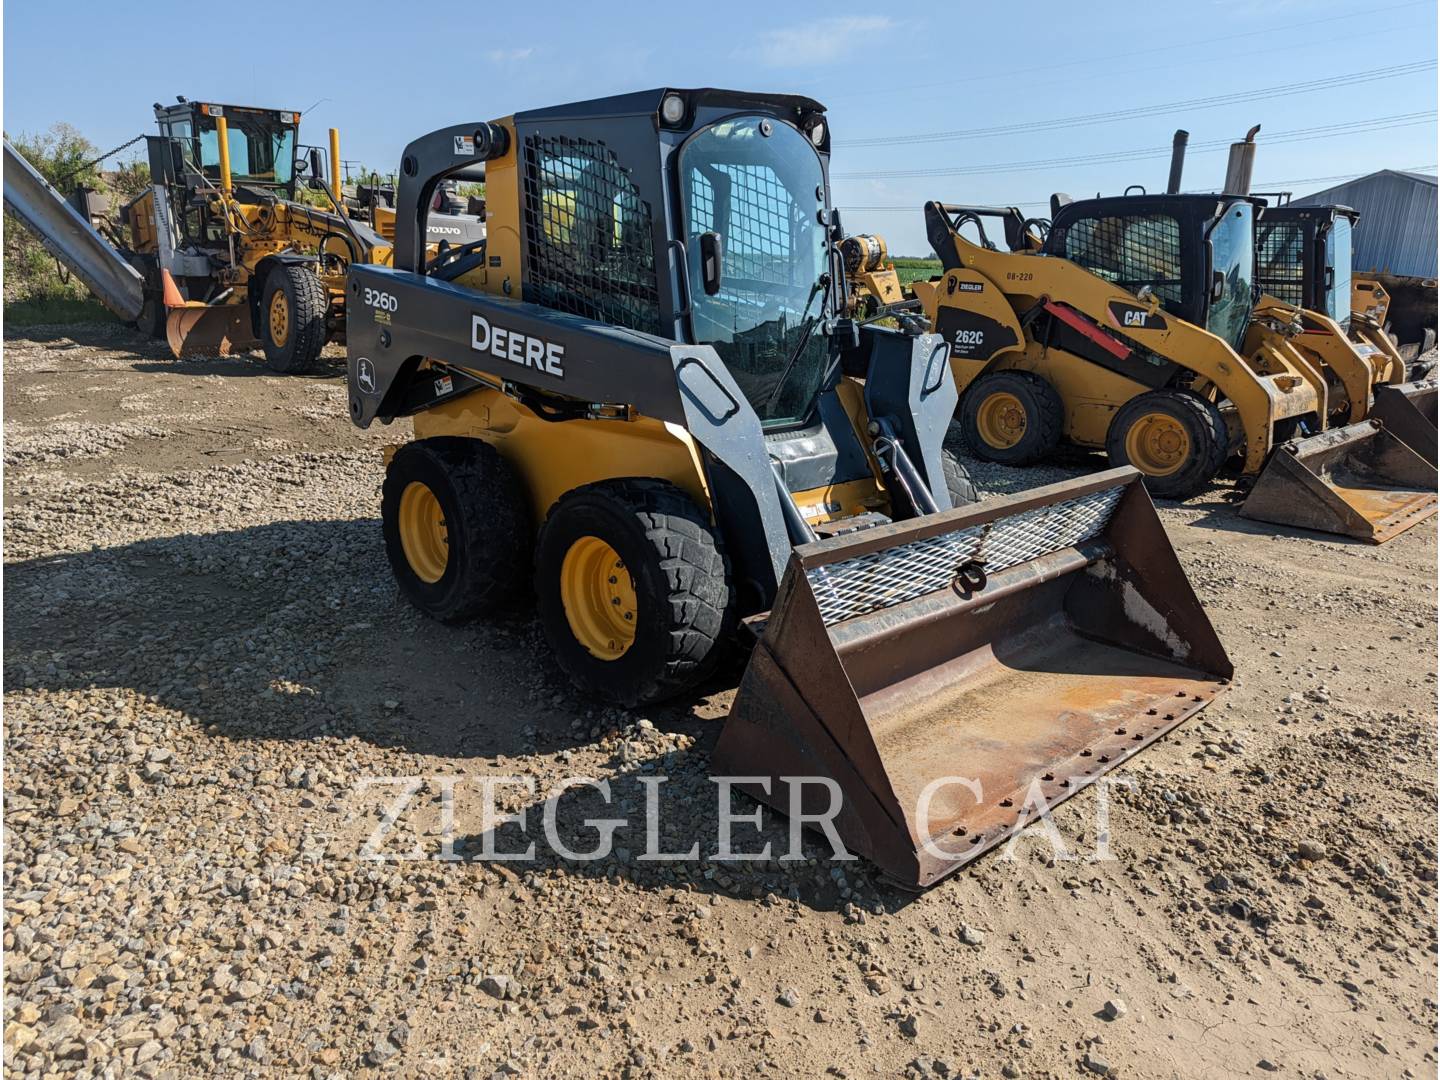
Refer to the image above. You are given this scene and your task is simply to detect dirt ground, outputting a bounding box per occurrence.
[3,323,1437,1080]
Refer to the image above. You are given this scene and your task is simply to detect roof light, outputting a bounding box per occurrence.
[660,93,686,127]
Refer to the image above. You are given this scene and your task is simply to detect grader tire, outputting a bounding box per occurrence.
[261,264,328,374]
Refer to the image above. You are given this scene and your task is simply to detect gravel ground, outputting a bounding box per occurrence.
[4,324,1437,1079]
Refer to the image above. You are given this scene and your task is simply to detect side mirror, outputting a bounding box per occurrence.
[1211,270,1225,303]
[309,148,324,185]
[700,231,724,296]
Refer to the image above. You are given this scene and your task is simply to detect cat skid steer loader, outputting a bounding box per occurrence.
[344,88,1233,888]
[1254,203,1436,467]
[918,196,1436,543]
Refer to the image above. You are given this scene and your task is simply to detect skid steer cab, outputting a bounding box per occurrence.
[344,88,1234,887]
[920,196,1436,541]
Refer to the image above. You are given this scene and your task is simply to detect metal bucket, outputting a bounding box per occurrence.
[1370,381,1437,468]
[712,469,1232,889]
[1241,420,1438,543]
[165,305,259,359]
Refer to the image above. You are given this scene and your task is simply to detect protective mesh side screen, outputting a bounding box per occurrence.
[1255,221,1306,307]
[522,135,662,335]
[806,485,1125,627]
[1056,214,1183,308]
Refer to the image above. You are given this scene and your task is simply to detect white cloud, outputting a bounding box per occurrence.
[486,47,535,63]
[751,16,894,68]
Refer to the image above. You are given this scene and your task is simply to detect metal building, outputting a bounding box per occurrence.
[1292,169,1437,281]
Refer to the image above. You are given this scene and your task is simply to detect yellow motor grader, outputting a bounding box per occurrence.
[3,97,486,371]
[342,87,1236,887]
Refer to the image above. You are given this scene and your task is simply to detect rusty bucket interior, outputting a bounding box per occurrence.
[1240,420,1438,543]
[165,304,259,359]
[712,469,1233,889]
[1370,381,1437,468]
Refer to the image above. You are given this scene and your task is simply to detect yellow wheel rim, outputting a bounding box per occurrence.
[559,536,637,661]
[1124,412,1191,477]
[268,289,290,348]
[398,481,448,583]
[975,391,1027,449]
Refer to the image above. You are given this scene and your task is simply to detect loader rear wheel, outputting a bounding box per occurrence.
[940,448,978,506]
[535,479,734,707]
[260,264,328,374]
[382,438,531,623]
[1106,390,1226,500]
[960,371,1063,465]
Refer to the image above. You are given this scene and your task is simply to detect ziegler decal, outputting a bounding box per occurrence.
[471,314,565,377]
[945,277,985,295]
[1107,301,1167,332]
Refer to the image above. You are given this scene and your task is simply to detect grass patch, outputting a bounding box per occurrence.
[4,296,120,328]
[889,257,942,288]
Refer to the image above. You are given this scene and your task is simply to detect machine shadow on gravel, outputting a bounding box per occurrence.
[1,519,748,773]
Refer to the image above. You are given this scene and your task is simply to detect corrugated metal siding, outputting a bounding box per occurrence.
[1292,170,1437,280]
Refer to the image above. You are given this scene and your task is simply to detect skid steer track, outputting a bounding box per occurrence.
[713,469,1232,889]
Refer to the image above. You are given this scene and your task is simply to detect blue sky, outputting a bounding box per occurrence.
[5,0,1435,254]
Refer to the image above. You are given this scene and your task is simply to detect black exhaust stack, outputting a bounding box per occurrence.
[1166,130,1189,194]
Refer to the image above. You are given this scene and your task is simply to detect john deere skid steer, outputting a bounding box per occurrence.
[917,194,1436,543]
[344,88,1233,887]
[1255,203,1436,468]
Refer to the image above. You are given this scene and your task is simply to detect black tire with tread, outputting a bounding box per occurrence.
[535,479,734,708]
[261,264,328,374]
[1105,389,1227,500]
[381,438,531,623]
[940,448,978,507]
[959,369,1064,465]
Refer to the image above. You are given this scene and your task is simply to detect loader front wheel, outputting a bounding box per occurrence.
[536,480,733,707]
[260,264,328,374]
[1106,390,1226,500]
[960,371,1063,465]
[382,438,531,623]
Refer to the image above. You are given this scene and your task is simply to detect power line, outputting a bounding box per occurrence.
[840,60,1437,148]
[837,165,1438,213]
[833,113,1434,181]
[823,0,1434,102]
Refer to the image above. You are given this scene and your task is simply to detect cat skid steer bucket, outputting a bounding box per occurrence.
[1241,421,1438,544]
[713,469,1233,889]
[1370,381,1438,469]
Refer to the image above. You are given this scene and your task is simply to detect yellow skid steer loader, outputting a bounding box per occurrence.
[344,88,1233,887]
[1254,202,1436,468]
[917,196,1435,543]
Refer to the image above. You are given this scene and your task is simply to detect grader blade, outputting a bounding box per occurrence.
[1241,421,1437,543]
[712,469,1232,889]
[165,305,259,359]
[1370,381,1437,468]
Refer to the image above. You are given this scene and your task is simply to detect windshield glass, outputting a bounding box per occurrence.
[1205,201,1254,350]
[199,115,295,186]
[679,116,830,428]
[1327,217,1353,325]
